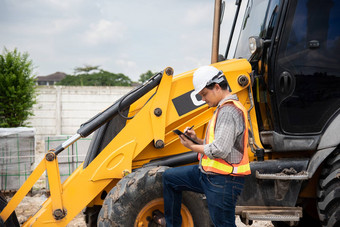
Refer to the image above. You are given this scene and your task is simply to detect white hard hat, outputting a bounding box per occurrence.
[193,66,223,93]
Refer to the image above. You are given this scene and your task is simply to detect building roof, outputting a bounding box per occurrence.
[36,72,67,82]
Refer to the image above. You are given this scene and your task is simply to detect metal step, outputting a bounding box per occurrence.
[256,170,309,180]
[236,206,302,225]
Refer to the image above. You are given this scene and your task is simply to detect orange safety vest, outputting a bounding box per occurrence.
[198,99,251,176]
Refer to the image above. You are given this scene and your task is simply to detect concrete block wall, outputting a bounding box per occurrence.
[29,86,133,139]
[0,128,35,190]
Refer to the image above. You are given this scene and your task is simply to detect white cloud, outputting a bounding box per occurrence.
[0,0,216,80]
[184,3,212,26]
[110,59,140,81]
[43,0,85,10]
[50,18,81,34]
[83,19,127,45]
[184,56,210,67]
[115,59,137,68]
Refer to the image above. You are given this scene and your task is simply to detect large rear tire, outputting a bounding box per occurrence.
[317,149,340,227]
[97,166,211,227]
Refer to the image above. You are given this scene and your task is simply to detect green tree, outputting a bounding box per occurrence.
[0,48,36,127]
[74,64,100,74]
[57,70,132,86]
[138,70,154,83]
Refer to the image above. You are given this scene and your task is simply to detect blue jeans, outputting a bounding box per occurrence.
[163,165,244,227]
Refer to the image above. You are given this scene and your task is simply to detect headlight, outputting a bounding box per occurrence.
[249,37,257,54]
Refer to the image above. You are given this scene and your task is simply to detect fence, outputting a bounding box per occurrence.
[45,136,92,189]
[0,133,93,191]
[0,128,35,191]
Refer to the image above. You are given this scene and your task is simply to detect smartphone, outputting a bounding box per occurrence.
[173,129,199,144]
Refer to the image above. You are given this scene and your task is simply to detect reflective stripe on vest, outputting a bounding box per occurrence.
[199,99,251,176]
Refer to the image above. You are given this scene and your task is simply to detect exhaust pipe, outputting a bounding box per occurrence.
[211,0,222,63]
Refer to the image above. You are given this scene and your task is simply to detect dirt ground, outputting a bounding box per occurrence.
[9,140,273,226]
[12,193,85,226]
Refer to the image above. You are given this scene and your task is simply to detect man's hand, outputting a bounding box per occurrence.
[183,127,204,145]
[179,128,204,154]
[179,134,194,149]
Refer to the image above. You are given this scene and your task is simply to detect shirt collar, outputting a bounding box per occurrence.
[217,94,238,108]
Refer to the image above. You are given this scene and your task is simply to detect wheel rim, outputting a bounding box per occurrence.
[134,198,194,227]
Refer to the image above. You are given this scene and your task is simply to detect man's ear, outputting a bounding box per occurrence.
[214,83,221,91]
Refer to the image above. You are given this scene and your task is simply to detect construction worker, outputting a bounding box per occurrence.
[163,65,251,227]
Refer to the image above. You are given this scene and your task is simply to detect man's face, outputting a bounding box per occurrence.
[198,86,220,107]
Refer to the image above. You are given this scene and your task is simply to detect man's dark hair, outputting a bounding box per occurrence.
[206,80,230,91]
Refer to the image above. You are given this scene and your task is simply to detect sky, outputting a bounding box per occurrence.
[0,0,218,81]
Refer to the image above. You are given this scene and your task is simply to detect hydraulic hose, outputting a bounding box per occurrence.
[77,72,162,137]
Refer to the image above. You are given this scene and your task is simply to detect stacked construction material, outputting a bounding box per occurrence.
[0,128,35,191]
[45,136,92,188]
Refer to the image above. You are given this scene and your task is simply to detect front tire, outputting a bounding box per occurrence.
[317,149,340,227]
[0,193,20,227]
[84,205,101,227]
[97,166,211,227]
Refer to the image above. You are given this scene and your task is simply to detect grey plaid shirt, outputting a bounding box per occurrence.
[200,94,245,174]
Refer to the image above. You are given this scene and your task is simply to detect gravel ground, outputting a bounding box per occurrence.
[10,193,85,227]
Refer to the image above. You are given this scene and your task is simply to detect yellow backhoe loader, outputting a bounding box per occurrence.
[1,0,339,226]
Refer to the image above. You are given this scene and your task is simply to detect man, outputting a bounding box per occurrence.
[163,65,251,227]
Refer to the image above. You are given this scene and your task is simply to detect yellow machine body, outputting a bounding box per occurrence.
[1,58,259,226]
